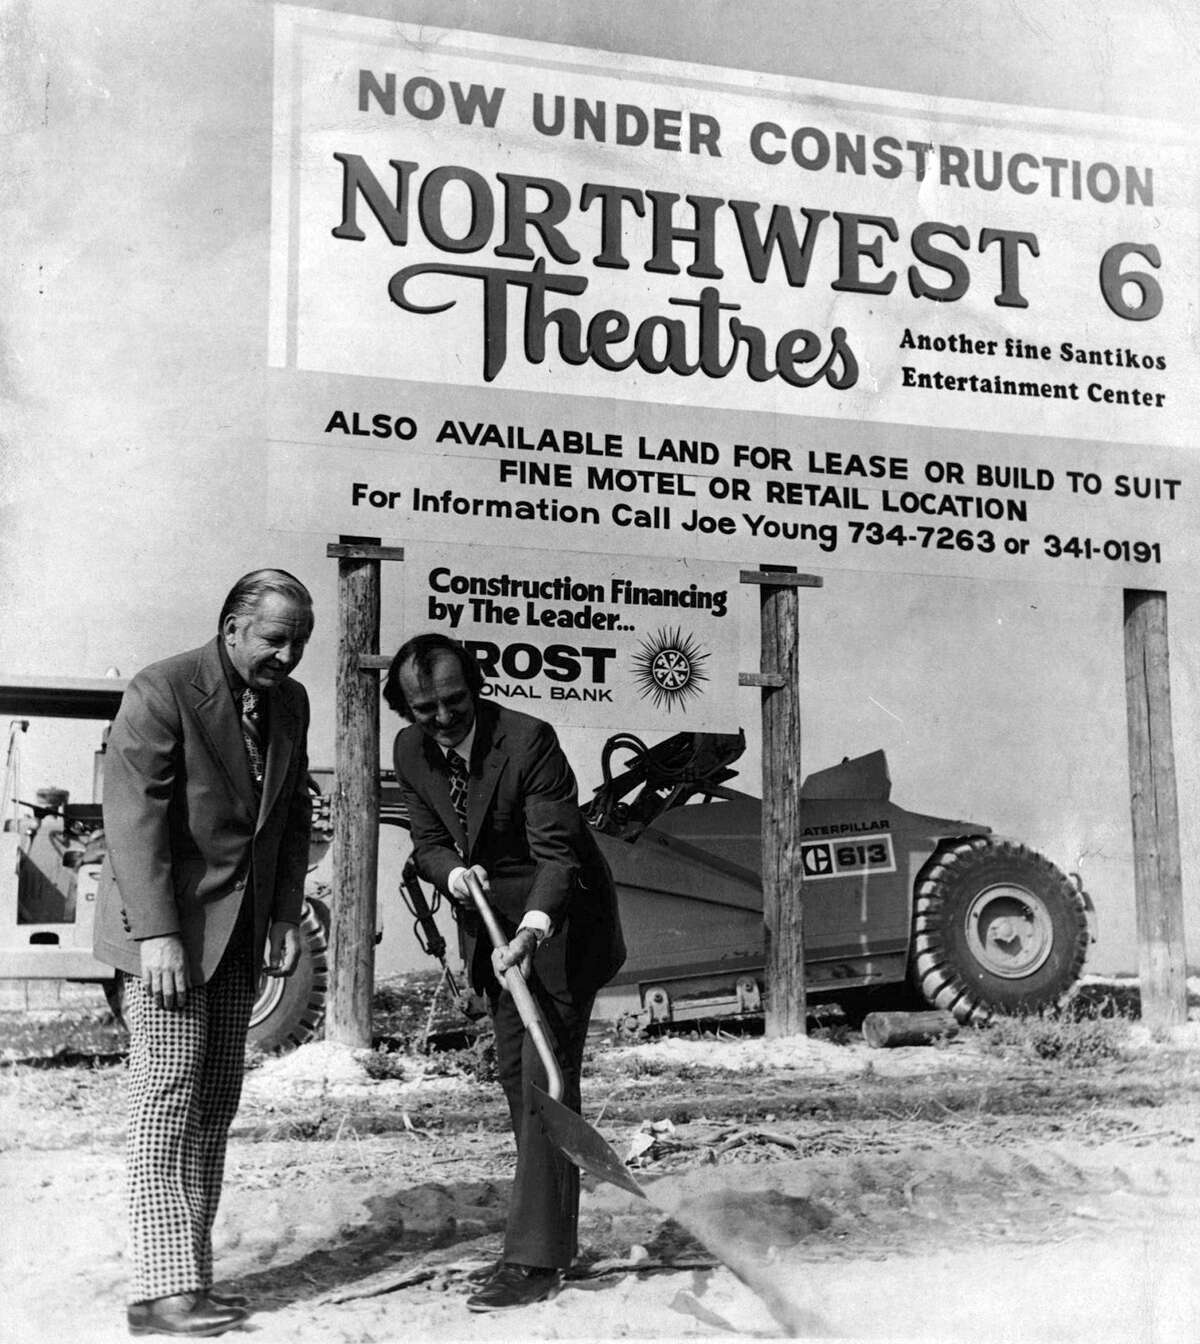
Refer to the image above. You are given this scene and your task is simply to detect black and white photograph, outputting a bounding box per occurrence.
[2,3,1198,1341]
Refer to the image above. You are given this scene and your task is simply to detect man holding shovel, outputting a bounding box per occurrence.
[385,633,625,1312]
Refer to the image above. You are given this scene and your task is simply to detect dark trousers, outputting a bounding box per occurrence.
[489,975,594,1269]
[124,939,255,1303]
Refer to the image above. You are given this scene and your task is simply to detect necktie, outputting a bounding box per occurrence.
[240,688,265,788]
[446,750,469,831]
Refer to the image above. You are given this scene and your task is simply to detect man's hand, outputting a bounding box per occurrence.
[448,864,490,905]
[492,927,538,984]
[140,934,190,1010]
[264,921,302,977]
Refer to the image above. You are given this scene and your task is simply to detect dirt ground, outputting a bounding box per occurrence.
[2,984,1199,1344]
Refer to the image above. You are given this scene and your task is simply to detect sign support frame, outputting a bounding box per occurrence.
[1123,587,1188,1029]
[739,565,823,1038]
[326,537,404,1047]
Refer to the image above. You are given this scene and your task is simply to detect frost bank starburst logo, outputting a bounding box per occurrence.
[631,628,710,711]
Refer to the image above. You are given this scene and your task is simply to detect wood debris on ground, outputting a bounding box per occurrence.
[314,1242,721,1304]
[624,1116,851,1169]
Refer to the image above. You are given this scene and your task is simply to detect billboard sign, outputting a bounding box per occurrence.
[268,7,1199,724]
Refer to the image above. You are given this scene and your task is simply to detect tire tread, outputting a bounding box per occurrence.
[909,837,1088,1024]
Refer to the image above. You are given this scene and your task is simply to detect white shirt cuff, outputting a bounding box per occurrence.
[518,910,552,944]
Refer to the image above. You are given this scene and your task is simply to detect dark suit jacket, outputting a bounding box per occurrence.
[393,700,624,999]
[93,636,311,983]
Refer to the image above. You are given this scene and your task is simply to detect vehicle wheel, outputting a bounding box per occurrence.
[247,896,329,1053]
[911,838,1089,1025]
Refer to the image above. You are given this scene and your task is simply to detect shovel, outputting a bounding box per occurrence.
[465,871,646,1193]
[464,870,564,1103]
[529,1083,650,1198]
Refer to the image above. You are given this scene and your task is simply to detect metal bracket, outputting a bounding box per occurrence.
[739,569,823,588]
[735,976,762,1013]
[643,985,672,1023]
[326,543,406,561]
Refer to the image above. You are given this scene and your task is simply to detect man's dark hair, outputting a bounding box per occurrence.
[383,632,485,718]
[218,569,313,632]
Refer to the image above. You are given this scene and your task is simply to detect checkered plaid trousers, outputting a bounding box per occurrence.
[123,942,255,1303]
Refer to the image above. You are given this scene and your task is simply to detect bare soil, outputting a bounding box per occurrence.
[2,981,1199,1343]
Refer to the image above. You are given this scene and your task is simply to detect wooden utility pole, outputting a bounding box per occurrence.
[325,537,403,1047]
[1123,589,1187,1029]
[739,566,822,1037]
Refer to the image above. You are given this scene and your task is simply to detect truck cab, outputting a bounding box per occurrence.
[0,677,126,987]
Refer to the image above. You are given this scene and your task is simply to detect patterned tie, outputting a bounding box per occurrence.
[446,750,469,832]
[240,688,265,788]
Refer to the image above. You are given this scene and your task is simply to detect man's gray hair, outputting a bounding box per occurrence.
[218,569,313,631]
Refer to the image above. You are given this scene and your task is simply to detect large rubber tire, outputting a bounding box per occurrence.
[911,838,1089,1025]
[247,896,330,1053]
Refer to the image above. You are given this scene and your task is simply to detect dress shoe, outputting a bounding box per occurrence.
[465,1259,503,1286]
[127,1292,247,1337]
[205,1291,249,1309]
[466,1262,561,1312]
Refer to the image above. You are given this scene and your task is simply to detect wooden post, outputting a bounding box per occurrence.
[739,566,822,1038]
[1123,589,1187,1029]
[324,538,403,1047]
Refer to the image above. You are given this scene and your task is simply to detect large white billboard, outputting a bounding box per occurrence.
[267,5,1200,725]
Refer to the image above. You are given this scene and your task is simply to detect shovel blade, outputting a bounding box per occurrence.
[530,1084,647,1199]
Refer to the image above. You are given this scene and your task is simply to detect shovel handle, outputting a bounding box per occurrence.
[464,871,564,1102]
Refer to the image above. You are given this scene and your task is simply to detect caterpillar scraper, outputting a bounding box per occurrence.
[579,731,1093,1029]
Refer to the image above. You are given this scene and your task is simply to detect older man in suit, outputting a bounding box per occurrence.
[386,632,625,1312]
[95,569,314,1337]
